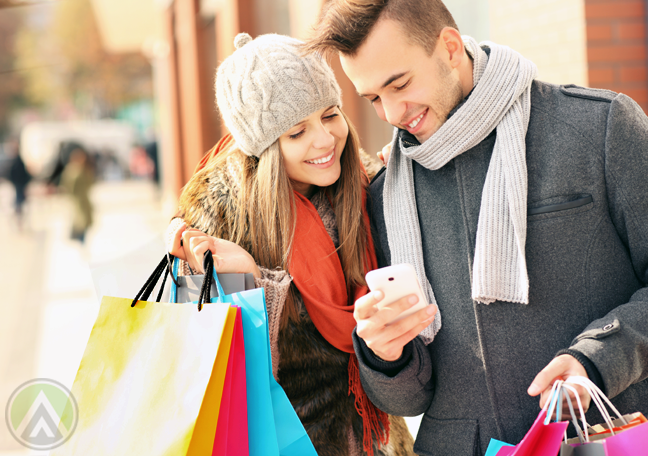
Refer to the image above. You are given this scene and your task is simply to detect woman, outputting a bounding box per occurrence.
[167,33,414,456]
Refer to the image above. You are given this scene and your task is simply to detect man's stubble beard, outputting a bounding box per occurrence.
[434,56,465,128]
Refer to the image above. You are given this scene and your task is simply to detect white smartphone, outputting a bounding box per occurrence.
[365,264,428,325]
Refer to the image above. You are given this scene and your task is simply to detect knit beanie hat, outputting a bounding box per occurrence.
[215,33,343,157]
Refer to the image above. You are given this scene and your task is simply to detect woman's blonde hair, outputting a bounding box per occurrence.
[180,111,369,326]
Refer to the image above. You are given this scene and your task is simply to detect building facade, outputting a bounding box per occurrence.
[91,0,648,206]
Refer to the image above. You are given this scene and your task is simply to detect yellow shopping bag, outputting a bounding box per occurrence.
[51,278,236,455]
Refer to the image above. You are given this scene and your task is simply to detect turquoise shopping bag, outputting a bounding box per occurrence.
[170,253,317,456]
[236,285,317,455]
[485,439,514,456]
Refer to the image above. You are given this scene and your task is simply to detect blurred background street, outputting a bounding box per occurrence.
[1,0,647,452]
[0,180,167,455]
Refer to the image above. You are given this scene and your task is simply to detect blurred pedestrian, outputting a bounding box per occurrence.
[47,140,82,188]
[61,146,94,243]
[5,138,31,231]
[144,141,159,184]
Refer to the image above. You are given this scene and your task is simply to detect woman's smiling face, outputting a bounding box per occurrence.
[278,105,348,197]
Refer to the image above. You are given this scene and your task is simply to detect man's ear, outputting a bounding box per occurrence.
[439,27,465,70]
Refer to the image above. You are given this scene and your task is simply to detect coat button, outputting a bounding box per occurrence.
[603,324,614,331]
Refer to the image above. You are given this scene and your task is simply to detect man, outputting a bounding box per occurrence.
[306,1,648,454]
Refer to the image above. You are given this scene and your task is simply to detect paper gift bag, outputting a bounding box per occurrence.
[560,441,605,456]
[603,420,648,455]
[586,412,647,439]
[557,376,648,456]
[161,255,255,304]
[233,277,318,456]
[509,409,569,456]
[510,380,569,455]
[194,251,317,456]
[212,306,248,455]
[51,295,237,456]
[487,381,569,456]
[485,439,514,456]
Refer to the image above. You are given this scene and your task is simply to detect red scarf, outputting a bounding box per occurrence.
[290,190,390,456]
[199,135,390,454]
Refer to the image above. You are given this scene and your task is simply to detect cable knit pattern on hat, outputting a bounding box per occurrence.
[216,33,342,157]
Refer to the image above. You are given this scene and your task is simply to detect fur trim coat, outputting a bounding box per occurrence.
[177,149,414,456]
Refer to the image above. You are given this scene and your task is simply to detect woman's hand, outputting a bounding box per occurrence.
[167,218,189,261]
[166,219,261,278]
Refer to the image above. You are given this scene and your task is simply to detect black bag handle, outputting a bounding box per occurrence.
[131,251,215,312]
[131,253,176,307]
[196,250,214,312]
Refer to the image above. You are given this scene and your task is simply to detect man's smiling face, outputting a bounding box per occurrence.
[340,19,464,143]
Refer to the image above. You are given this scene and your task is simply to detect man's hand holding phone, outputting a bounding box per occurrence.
[354,289,436,362]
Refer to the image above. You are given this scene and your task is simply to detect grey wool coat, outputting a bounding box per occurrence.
[354,81,648,456]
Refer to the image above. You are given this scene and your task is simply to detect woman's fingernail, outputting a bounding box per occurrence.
[408,295,418,304]
[426,306,435,315]
[528,384,541,395]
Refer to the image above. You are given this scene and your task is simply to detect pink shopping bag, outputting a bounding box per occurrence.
[212,307,249,455]
[602,420,648,455]
[502,409,568,456]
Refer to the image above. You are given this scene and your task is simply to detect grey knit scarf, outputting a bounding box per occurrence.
[383,37,538,344]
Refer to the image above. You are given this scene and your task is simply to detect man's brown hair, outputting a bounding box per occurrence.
[305,0,458,56]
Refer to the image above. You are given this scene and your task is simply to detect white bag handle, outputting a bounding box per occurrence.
[543,378,564,414]
[561,383,589,443]
[564,375,629,439]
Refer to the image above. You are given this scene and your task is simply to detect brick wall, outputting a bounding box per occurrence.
[489,0,588,86]
[586,0,648,111]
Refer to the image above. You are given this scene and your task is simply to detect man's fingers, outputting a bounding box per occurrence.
[528,356,568,396]
[530,355,591,417]
[372,294,421,326]
[377,304,434,343]
[354,290,384,322]
[364,313,435,362]
[361,305,435,360]
[543,385,591,419]
[385,314,436,353]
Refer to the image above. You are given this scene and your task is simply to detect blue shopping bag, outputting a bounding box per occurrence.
[170,253,317,456]
[485,439,514,456]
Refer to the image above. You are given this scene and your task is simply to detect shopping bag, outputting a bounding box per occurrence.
[485,439,514,456]
[586,412,646,438]
[510,409,569,456]
[487,381,569,456]
[50,253,238,455]
[212,306,248,455]
[161,254,255,303]
[603,419,648,455]
[192,250,317,456]
[215,274,317,454]
[560,442,605,456]
[558,376,648,456]
[558,384,604,455]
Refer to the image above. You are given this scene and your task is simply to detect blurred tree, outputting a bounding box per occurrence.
[0,6,27,140]
[14,0,152,118]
